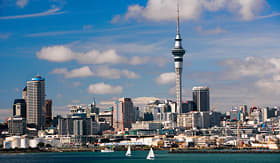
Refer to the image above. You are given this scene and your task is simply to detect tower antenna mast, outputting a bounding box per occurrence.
[177,0,180,35]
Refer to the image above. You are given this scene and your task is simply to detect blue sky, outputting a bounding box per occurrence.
[1,0,280,120]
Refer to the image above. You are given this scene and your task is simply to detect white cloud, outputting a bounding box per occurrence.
[235,0,265,21]
[37,45,148,66]
[16,0,29,8]
[122,69,140,79]
[72,82,81,87]
[0,7,64,20]
[156,72,176,85]
[123,0,271,21]
[37,45,75,62]
[111,14,121,24]
[94,66,121,79]
[94,66,140,79]
[196,26,227,35]
[221,56,280,94]
[51,66,94,78]
[51,65,139,79]
[77,49,126,64]
[88,83,123,95]
[130,56,150,65]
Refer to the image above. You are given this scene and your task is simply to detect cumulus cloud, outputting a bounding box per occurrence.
[16,0,29,8]
[156,72,176,85]
[51,66,94,78]
[221,56,280,94]
[88,83,123,95]
[94,66,140,79]
[37,45,75,62]
[36,45,148,65]
[51,66,139,79]
[123,0,272,21]
[130,56,150,65]
[122,69,140,79]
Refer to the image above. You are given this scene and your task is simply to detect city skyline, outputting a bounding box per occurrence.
[1,0,280,121]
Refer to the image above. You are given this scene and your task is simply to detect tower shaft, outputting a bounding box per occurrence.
[175,68,182,113]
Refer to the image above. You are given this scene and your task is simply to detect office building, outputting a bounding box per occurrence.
[26,75,45,129]
[113,98,135,131]
[8,116,26,136]
[22,86,27,100]
[45,99,52,127]
[192,86,210,112]
[13,99,26,118]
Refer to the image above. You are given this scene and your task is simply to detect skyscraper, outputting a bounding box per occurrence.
[26,75,45,129]
[45,99,52,127]
[192,86,210,112]
[13,99,26,118]
[22,86,27,100]
[113,98,135,131]
[172,4,185,114]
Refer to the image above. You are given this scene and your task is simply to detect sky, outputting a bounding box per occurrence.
[0,0,280,121]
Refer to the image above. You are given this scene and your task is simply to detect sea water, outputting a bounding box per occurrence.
[0,151,280,163]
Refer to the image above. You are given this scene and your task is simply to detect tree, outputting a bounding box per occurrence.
[46,144,52,148]
[37,142,45,148]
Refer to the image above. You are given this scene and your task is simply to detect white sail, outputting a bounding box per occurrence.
[126,146,132,156]
[146,148,155,160]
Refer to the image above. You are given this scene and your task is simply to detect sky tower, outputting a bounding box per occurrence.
[172,3,185,114]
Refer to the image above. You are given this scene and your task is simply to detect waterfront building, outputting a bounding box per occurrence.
[192,86,210,112]
[13,99,26,118]
[113,98,135,131]
[8,116,26,136]
[182,100,195,113]
[171,5,186,114]
[26,75,45,129]
[131,121,162,130]
[99,111,113,127]
[57,117,73,136]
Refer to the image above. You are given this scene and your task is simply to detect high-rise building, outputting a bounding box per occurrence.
[26,75,45,129]
[171,5,186,114]
[192,86,210,112]
[113,98,135,131]
[8,116,26,136]
[13,99,26,118]
[22,86,27,100]
[45,99,52,127]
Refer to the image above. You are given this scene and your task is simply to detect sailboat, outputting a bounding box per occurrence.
[146,148,155,160]
[125,145,132,157]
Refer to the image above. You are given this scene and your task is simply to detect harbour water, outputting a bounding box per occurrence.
[0,151,280,163]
